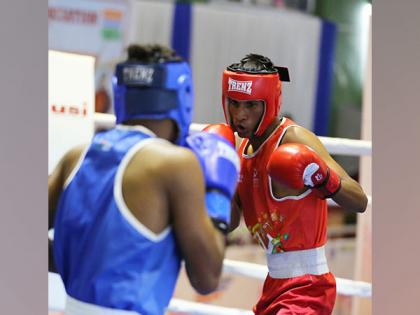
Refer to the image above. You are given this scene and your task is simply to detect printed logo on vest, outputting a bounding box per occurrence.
[252,168,259,186]
[228,78,252,95]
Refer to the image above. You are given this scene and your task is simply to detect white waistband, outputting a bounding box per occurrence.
[267,245,329,279]
[65,295,140,315]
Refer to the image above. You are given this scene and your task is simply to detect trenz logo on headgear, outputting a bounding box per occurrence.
[123,66,155,85]
[228,78,252,95]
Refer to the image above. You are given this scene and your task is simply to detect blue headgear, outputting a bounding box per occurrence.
[113,60,193,145]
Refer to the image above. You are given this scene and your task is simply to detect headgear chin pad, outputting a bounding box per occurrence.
[222,67,289,137]
[113,61,193,145]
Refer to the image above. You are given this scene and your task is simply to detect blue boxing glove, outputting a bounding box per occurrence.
[185,131,240,233]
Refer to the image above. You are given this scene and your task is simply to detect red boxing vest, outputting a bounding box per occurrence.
[237,118,327,254]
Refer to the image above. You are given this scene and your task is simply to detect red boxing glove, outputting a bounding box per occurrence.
[202,123,236,147]
[267,143,341,199]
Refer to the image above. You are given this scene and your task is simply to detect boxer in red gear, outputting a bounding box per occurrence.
[220,54,368,315]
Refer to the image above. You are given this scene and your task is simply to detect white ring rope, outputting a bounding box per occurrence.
[93,113,372,157]
[328,195,372,207]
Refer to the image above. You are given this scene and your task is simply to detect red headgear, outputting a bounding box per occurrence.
[222,66,289,136]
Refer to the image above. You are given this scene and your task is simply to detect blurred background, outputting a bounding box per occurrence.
[48,1,372,314]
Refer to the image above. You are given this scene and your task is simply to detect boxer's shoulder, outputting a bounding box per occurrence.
[59,144,88,181]
[282,124,315,145]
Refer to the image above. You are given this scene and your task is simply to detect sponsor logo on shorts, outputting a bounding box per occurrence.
[228,78,252,95]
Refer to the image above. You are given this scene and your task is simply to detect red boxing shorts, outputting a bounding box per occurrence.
[253,272,336,315]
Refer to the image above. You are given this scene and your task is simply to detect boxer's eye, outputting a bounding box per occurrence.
[229,100,239,108]
[247,101,260,109]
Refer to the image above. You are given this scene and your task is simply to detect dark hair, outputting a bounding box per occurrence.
[227,53,277,74]
[227,53,290,81]
[126,44,183,63]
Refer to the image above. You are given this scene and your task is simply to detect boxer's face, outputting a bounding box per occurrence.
[227,98,264,138]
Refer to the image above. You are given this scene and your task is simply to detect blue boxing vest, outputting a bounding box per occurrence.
[53,125,181,315]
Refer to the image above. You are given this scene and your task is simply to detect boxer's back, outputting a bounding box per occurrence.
[53,126,182,315]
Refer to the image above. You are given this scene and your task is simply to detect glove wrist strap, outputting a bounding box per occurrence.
[314,168,341,199]
[210,218,229,235]
[205,190,231,234]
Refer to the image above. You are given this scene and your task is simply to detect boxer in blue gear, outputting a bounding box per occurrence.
[48,44,240,315]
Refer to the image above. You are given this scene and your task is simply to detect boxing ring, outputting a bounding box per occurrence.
[48,113,372,315]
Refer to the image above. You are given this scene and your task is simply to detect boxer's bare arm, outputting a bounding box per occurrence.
[283,126,368,213]
[161,146,226,294]
[48,145,86,229]
[48,145,85,273]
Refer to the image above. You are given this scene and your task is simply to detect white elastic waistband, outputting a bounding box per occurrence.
[65,295,140,315]
[267,245,329,279]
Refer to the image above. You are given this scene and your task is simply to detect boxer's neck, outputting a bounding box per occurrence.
[123,119,177,143]
[247,117,281,151]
